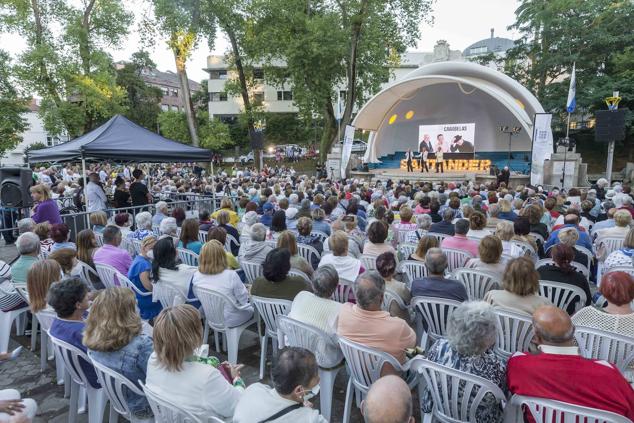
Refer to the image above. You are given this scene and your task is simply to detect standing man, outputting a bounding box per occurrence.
[129,169,152,211]
[85,173,108,212]
[405,149,414,172]
[435,147,444,173]
[419,148,429,173]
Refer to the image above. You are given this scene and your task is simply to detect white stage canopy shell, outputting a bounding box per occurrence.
[353,62,552,183]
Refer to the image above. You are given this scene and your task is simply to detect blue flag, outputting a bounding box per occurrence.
[566,63,576,113]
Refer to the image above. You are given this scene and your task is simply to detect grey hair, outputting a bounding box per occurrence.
[311,265,339,298]
[425,248,448,275]
[17,218,36,234]
[242,211,259,226]
[159,217,177,236]
[135,211,153,230]
[442,209,455,222]
[446,301,497,355]
[16,232,40,255]
[250,223,267,242]
[488,204,500,217]
[354,271,385,310]
[454,219,470,235]
[155,201,168,214]
[416,214,433,231]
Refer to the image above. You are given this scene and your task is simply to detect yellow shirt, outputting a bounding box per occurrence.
[211,208,239,226]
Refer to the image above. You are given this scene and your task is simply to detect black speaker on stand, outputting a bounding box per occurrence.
[0,167,34,208]
[595,109,627,142]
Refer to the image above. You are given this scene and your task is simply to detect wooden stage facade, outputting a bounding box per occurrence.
[349,167,531,187]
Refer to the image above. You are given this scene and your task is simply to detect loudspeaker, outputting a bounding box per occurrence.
[595,109,627,142]
[0,167,33,208]
[250,129,264,150]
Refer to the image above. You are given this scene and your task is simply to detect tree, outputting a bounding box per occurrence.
[157,110,233,151]
[0,50,29,157]
[157,110,191,143]
[192,79,209,112]
[116,51,163,131]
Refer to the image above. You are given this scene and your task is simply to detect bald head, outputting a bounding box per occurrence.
[363,375,413,423]
[532,306,575,346]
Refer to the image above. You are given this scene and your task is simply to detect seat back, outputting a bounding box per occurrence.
[94,232,104,247]
[192,285,233,331]
[338,336,403,395]
[411,357,506,423]
[529,232,545,245]
[511,240,537,256]
[251,296,292,339]
[89,353,145,420]
[536,259,589,278]
[75,260,100,291]
[142,382,204,423]
[360,254,378,271]
[119,237,135,256]
[381,289,407,314]
[198,230,208,243]
[411,297,461,344]
[443,248,474,272]
[131,239,143,256]
[49,335,96,388]
[538,280,587,313]
[297,243,321,267]
[310,231,328,244]
[95,263,120,289]
[35,309,57,333]
[177,248,199,267]
[288,269,311,284]
[398,260,428,289]
[278,316,342,369]
[493,308,534,361]
[574,245,594,265]
[596,237,624,261]
[397,243,417,261]
[427,232,449,244]
[453,268,500,301]
[509,394,633,423]
[225,234,239,253]
[575,326,634,372]
[605,266,634,278]
[153,282,186,308]
[241,261,263,283]
[331,278,355,303]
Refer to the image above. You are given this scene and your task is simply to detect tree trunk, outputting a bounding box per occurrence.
[320,99,338,163]
[172,46,199,146]
[30,0,63,111]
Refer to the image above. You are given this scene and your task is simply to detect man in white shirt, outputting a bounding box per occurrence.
[85,173,108,212]
[233,347,327,423]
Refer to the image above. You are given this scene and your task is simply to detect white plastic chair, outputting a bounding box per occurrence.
[410,357,507,423]
[511,239,537,258]
[397,243,417,261]
[177,248,199,267]
[95,263,121,289]
[411,296,461,348]
[538,280,587,313]
[251,296,292,380]
[152,282,186,308]
[94,232,104,247]
[0,287,29,353]
[427,232,449,244]
[575,326,634,373]
[310,231,329,244]
[605,266,634,278]
[95,264,152,299]
[360,254,378,271]
[288,269,312,284]
[443,248,474,272]
[119,237,136,256]
[596,236,625,260]
[131,239,143,256]
[536,258,590,279]
[529,232,545,245]
[297,243,321,268]
[50,336,107,423]
[142,382,208,423]
[89,353,150,423]
[241,261,263,283]
[574,245,594,266]
[503,394,633,423]
[381,289,412,320]
[493,308,534,361]
[198,230,208,243]
[398,260,428,289]
[331,278,355,303]
[76,260,101,291]
[338,336,421,423]
[193,285,257,364]
[278,316,343,422]
[453,268,501,301]
[225,234,239,253]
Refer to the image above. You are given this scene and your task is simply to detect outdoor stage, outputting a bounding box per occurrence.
[350,167,530,186]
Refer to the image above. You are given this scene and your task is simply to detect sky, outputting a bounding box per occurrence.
[1,0,521,84]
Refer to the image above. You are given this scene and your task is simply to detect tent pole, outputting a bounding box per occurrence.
[210,159,216,212]
[81,153,89,228]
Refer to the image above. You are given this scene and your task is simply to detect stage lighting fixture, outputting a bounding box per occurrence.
[405,110,414,120]
[388,114,398,125]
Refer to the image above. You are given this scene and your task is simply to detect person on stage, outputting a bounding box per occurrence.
[419,148,429,173]
[435,147,444,173]
[405,149,414,172]
[450,135,474,153]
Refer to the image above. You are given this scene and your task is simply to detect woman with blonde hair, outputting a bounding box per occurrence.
[408,235,439,262]
[48,248,81,279]
[76,229,98,269]
[84,287,154,419]
[484,257,552,315]
[192,240,253,327]
[495,220,515,255]
[29,184,62,225]
[146,304,245,420]
[318,230,363,281]
[497,198,518,222]
[466,235,507,274]
[211,197,239,226]
[34,222,54,254]
[89,211,108,234]
[277,231,313,276]
[26,259,62,313]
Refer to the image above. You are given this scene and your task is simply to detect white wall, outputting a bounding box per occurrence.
[1,112,69,166]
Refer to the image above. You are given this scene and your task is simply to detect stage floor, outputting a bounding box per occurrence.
[349,168,530,187]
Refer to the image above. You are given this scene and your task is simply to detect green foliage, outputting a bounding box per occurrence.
[116,53,163,131]
[157,111,234,152]
[263,113,313,145]
[192,79,209,112]
[0,49,29,156]
[157,111,191,144]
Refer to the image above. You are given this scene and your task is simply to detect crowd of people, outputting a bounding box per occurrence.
[1,163,634,422]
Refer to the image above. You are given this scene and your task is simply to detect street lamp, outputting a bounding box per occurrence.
[498,126,522,169]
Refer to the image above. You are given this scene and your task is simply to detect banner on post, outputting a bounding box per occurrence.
[531,113,554,185]
[340,125,355,179]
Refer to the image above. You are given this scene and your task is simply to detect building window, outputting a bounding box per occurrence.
[208,70,228,79]
[161,104,169,112]
[171,89,179,97]
[469,46,488,55]
[276,91,293,101]
[253,91,264,105]
[339,90,347,101]
[253,68,264,80]
[161,87,169,96]
[210,92,228,102]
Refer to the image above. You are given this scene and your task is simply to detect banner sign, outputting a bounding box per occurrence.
[531,113,554,185]
[340,125,355,179]
[418,123,476,157]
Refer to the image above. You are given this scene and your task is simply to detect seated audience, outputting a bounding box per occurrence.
[337,271,416,366]
[508,306,634,420]
[311,208,331,235]
[545,214,593,252]
[11,232,41,284]
[216,210,240,256]
[411,248,468,302]
[392,205,418,242]
[466,211,490,240]
[268,210,288,241]
[423,301,506,422]
[466,235,507,274]
[26,259,62,314]
[319,230,363,281]
[485,257,551,315]
[93,226,132,276]
[128,236,161,321]
[296,217,323,267]
[198,209,215,232]
[550,228,590,268]
[362,375,414,423]
[497,199,518,222]
[512,217,538,253]
[127,211,153,241]
[146,304,245,421]
[407,235,438,262]
[364,221,396,257]
[323,220,362,258]
[114,213,132,237]
[48,248,81,278]
[238,223,273,264]
[376,252,410,322]
[277,231,313,276]
[495,220,515,256]
[429,209,455,236]
[158,217,178,242]
[252,248,311,301]
[34,222,53,254]
[597,209,632,238]
[211,197,239,226]
[405,214,433,243]
[90,211,108,234]
[172,207,186,227]
[76,229,98,269]
[604,228,634,270]
[50,223,76,252]
[152,236,196,299]
[84,288,153,419]
[192,240,253,326]
[207,227,239,269]
[178,218,203,254]
[233,347,326,423]
[441,219,479,257]
[152,201,169,227]
[537,244,591,314]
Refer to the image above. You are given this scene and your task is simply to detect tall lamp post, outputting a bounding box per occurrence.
[498,126,522,169]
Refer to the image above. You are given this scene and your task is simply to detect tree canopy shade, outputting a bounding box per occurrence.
[27,114,212,163]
